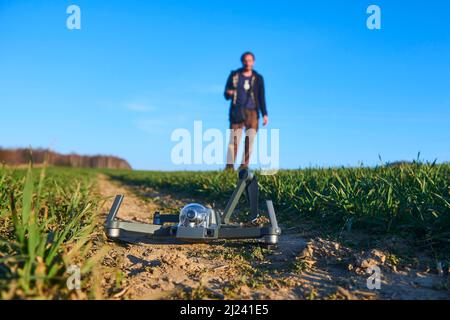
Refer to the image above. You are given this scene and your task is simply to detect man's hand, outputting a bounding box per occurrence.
[226,90,236,98]
[263,115,269,126]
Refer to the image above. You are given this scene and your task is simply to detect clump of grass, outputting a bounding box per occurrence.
[0,165,102,299]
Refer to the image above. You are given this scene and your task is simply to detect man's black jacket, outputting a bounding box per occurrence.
[224,68,268,121]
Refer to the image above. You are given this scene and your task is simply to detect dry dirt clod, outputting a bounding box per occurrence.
[336,286,357,300]
[355,249,387,269]
[299,243,314,258]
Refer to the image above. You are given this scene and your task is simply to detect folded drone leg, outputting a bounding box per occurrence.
[264,200,281,245]
[247,176,259,221]
[266,200,279,231]
[107,195,124,222]
[105,195,124,238]
[105,195,172,240]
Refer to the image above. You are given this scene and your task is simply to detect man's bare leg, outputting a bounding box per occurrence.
[239,110,259,170]
[226,125,243,171]
[240,127,257,170]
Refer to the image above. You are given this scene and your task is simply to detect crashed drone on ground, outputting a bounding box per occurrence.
[105,169,281,246]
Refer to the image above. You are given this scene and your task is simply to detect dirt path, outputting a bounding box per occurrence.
[96,175,450,300]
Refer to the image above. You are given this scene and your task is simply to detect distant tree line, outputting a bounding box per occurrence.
[0,148,132,170]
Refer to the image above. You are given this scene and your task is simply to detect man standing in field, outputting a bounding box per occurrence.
[224,52,269,171]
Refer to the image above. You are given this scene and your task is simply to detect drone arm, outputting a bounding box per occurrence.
[106,220,165,236]
[106,195,124,223]
[222,177,247,224]
[222,170,263,224]
[266,200,280,232]
[105,195,170,239]
[247,177,259,220]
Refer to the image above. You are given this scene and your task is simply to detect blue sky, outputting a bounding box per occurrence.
[0,0,449,170]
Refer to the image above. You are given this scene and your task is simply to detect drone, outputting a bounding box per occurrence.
[105,169,281,246]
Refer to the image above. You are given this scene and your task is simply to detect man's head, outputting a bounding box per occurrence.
[241,51,255,71]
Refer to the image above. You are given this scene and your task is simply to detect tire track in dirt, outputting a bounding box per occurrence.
[96,174,450,300]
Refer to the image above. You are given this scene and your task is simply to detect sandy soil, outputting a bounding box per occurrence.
[96,175,450,300]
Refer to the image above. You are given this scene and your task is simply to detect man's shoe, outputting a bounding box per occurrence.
[225,164,234,172]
